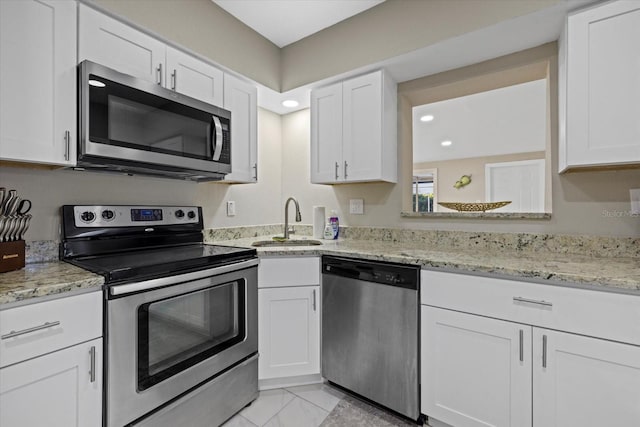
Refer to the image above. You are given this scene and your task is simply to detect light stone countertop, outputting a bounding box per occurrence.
[216,237,640,294]
[3,235,640,308]
[0,262,104,307]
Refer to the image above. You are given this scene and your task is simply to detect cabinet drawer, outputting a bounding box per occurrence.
[0,291,102,368]
[421,270,640,346]
[258,257,320,288]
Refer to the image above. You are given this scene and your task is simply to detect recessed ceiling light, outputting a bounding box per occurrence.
[420,114,434,122]
[441,140,452,147]
[282,100,299,108]
[88,79,106,88]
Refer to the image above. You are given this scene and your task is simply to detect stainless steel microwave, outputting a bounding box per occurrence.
[78,61,231,181]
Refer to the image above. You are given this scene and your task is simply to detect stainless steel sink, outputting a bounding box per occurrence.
[251,239,323,247]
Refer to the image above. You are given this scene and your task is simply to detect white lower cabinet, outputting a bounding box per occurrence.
[533,329,640,427]
[258,286,320,379]
[422,306,531,427]
[0,338,103,427]
[421,270,640,427]
[0,291,103,427]
[257,257,321,386]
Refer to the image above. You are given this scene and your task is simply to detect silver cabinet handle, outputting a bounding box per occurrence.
[171,69,177,90]
[89,345,96,383]
[335,161,339,180]
[312,289,317,311]
[253,163,258,181]
[344,161,348,179]
[1,321,61,340]
[542,334,548,368]
[519,329,524,362]
[64,130,70,161]
[513,296,553,307]
[156,63,163,86]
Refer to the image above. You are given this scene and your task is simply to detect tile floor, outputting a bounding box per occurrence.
[222,383,423,427]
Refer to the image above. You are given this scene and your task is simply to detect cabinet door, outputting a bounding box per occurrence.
[258,286,320,379]
[563,1,640,170]
[310,83,343,184]
[0,0,76,166]
[223,73,258,183]
[166,47,224,106]
[533,329,640,427]
[422,306,532,427]
[0,338,102,427]
[342,71,383,182]
[79,4,165,85]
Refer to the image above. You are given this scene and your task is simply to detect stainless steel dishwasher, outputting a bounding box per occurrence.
[322,255,421,422]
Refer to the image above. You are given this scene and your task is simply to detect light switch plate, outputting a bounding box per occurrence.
[226,201,236,217]
[349,199,364,215]
[630,189,640,215]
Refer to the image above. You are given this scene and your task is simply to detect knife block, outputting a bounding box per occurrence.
[0,240,25,273]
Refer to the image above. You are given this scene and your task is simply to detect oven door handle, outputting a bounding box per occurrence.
[109,258,259,297]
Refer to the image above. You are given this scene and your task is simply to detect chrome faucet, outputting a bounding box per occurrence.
[283,197,302,239]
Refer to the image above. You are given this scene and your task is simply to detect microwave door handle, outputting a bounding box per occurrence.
[212,116,223,161]
[207,118,214,158]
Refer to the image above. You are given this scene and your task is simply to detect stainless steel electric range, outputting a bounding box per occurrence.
[61,205,258,427]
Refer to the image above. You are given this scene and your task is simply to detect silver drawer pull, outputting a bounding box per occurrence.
[519,329,524,362]
[513,296,553,307]
[89,346,96,383]
[1,321,61,340]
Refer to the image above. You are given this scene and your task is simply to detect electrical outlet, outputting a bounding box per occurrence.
[226,201,236,217]
[630,189,640,215]
[349,199,364,215]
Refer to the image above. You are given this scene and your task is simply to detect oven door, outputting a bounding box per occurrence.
[79,60,231,175]
[106,260,257,427]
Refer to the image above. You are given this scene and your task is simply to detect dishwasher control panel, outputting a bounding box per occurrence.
[322,256,419,290]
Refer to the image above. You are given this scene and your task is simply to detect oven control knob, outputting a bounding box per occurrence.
[80,211,95,223]
[175,209,185,218]
[187,210,196,219]
[102,209,115,220]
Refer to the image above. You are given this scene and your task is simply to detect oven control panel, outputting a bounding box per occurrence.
[73,205,200,227]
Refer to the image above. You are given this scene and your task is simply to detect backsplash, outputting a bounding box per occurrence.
[205,225,640,259]
[25,240,59,264]
[23,225,640,264]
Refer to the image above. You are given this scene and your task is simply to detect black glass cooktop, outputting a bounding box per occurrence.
[67,243,256,284]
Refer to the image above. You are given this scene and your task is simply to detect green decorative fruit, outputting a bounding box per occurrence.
[460,175,471,185]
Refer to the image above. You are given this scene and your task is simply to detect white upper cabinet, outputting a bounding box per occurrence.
[559,0,640,171]
[79,4,226,106]
[310,70,397,184]
[78,4,165,85]
[310,83,343,183]
[222,73,258,183]
[0,0,76,166]
[166,47,224,106]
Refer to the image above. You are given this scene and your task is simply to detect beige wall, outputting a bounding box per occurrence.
[281,0,561,91]
[93,0,563,93]
[281,104,640,237]
[415,152,546,210]
[91,0,281,91]
[0,109,283,241]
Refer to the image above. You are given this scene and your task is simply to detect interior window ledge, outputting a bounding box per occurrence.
[400,211,552,220]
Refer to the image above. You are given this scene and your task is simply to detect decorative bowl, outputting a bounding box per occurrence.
[438,201,512,212]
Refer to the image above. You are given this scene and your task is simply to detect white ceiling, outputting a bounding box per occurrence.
[212,0,385,48]
[413,79,547,163]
